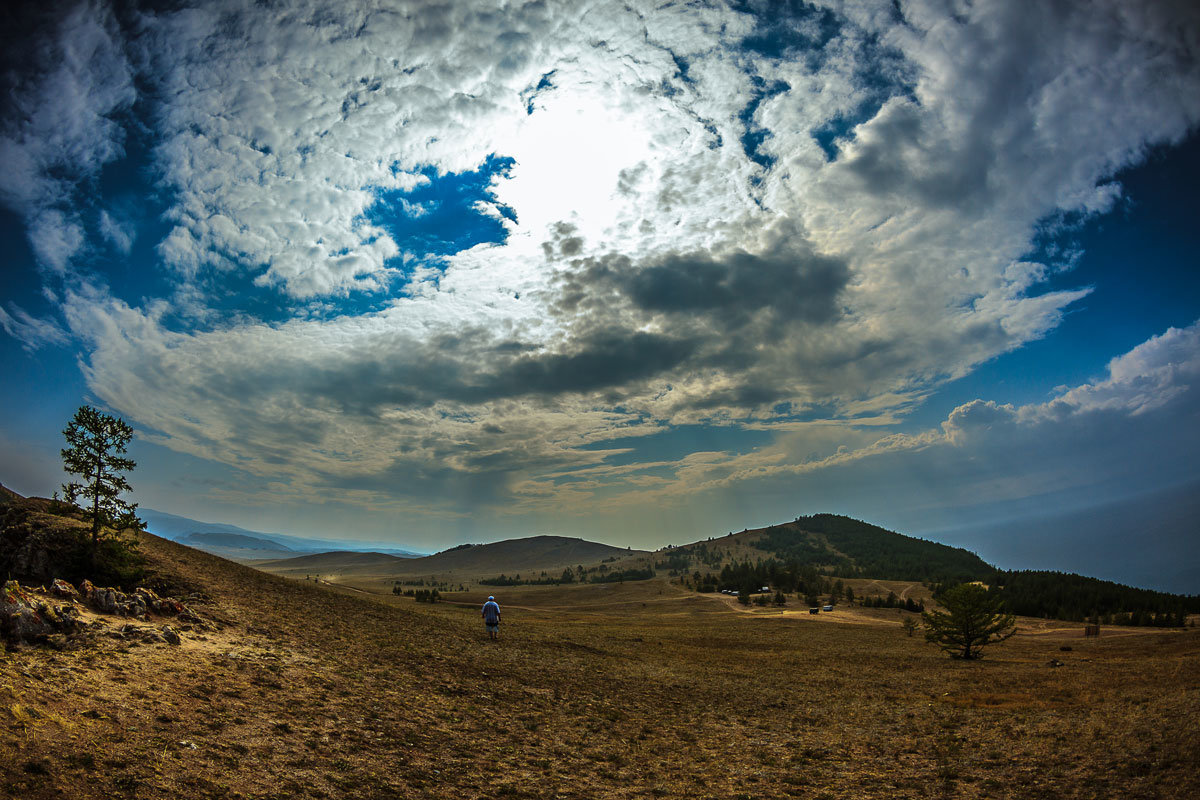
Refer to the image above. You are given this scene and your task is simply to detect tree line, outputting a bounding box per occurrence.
[480,565,656,586]
[480,568,578,586]
[979,570,1199,626]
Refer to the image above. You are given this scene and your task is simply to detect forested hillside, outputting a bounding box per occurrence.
[751,514,994,583]
[987,570,1200,625]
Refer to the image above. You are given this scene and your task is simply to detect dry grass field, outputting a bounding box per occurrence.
[3,531,1198,800]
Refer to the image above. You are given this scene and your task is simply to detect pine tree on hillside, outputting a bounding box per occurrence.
[61,405,142,547]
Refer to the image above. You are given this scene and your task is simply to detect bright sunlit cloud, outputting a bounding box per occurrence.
[498,86,656,243]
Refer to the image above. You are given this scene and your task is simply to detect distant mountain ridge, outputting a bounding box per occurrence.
[253,550,410,570]
[139,508,425,561]
[178,532,296,552]
[409,535,639,574]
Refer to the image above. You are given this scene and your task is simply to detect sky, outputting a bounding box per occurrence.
[2,0,1198,592]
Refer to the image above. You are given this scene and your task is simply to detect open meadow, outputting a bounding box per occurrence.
[3,531,1198,800]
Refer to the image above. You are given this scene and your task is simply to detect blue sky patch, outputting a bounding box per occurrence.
[736,0,841,61]
[368,154,516,265]
[521,71,557,114]
[738,77,790,169]
[811,101,889,162]
[810,48,916,160]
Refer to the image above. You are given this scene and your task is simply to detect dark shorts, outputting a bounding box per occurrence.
[485,622,499,632]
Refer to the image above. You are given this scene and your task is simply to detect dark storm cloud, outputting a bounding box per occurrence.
[563,248,847,322]
[550,213,848,324]
[487,328,697,399]
[544,234,851,409]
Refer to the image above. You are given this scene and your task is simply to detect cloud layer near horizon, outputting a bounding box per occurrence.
[2,0,1199,538]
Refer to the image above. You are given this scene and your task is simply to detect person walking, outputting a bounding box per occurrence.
[481,595,501,640]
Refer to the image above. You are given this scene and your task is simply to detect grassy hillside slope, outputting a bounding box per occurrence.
[3,517,1200,799]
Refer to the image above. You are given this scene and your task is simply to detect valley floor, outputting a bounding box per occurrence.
[3,533,1198,799]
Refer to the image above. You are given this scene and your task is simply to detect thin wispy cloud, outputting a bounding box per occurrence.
[0,304,70,352]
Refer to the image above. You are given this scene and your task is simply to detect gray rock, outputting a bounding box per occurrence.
[50,579,78,599]
[1,581,76,643]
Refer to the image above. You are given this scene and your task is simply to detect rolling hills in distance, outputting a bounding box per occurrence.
[246,515,972,588]
[244,510,1199,623]
[253,534,645,589]
[138,507,426,562]
[251,513,991,586]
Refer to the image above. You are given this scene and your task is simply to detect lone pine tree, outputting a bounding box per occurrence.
[922,583,1016,659]
[61,405,142,547]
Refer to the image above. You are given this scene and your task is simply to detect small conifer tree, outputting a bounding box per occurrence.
[922,583,1015,659]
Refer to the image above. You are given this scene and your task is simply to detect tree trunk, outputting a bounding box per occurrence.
[91,448,102,576]
[92,457,102,544]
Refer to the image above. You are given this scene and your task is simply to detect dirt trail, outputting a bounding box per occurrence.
[857,579,921,601]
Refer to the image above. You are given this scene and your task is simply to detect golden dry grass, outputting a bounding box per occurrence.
[2,531,1197,800]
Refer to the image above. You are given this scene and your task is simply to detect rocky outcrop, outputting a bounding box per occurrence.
[78,579,148,618]
[75,580,206,624]
[2,578,211,647]
[132,586,186,616]
[1,580,85,644]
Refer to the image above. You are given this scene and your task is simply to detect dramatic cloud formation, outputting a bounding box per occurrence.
[2,0,1198,578]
